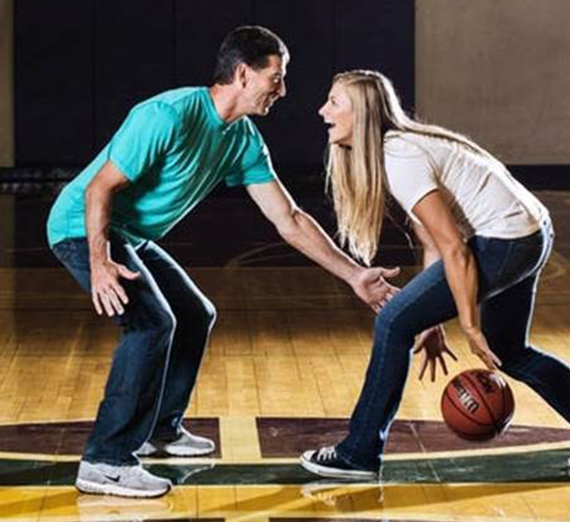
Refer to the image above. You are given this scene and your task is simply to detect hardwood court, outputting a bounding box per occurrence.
[1,192,570,521]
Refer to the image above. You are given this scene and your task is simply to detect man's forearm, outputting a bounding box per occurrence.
[278,208,362,285]
[85,185,113,266]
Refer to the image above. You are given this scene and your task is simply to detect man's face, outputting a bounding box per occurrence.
[242,55,287,116]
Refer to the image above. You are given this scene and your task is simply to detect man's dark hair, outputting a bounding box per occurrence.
[213,26,289,85]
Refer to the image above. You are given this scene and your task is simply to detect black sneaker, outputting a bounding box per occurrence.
[300,446,378,480]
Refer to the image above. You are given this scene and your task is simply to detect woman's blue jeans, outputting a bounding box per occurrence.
[337,218,570,471]
[52,236,216,465]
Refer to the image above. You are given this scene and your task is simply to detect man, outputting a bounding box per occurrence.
[47,26,399,498]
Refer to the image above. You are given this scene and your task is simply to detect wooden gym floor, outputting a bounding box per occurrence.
[0,191,570,521]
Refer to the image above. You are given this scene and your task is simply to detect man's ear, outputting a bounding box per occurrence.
[235,63,248,89]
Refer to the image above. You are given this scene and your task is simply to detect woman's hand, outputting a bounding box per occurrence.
[463,326,502,370]
[414,324,458,381]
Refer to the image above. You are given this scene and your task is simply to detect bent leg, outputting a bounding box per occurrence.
[481,275,570,423]
[52,238,177,465]
[136,241,217,440]
[337,261,458,470]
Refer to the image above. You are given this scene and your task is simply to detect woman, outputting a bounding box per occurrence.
[301,70,570,480]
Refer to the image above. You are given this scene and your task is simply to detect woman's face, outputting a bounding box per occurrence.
[319,82,354,146]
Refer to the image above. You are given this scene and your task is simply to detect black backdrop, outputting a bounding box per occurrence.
[15,0,414,173]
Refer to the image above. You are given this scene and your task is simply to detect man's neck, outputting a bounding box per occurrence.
[209,85,245,124]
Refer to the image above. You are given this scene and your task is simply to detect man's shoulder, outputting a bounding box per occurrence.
[133,87,208,119]
[234,116,262,139]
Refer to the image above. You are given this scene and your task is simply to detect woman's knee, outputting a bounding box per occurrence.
[373,307,416,348]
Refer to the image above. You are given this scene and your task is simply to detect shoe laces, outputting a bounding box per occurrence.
[315,446,338,462]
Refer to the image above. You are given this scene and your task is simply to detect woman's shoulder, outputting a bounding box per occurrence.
[384,131,433,159]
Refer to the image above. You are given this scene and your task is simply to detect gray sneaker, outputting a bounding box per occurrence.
[137,427,215,457]
[75,461,172,498]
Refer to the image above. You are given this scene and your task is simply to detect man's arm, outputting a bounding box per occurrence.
[85,160,140,316]
[246,180,400,310]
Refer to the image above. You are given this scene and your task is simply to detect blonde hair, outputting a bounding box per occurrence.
[326,70,488,265]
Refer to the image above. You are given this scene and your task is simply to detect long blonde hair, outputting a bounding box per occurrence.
[326,70,488,265]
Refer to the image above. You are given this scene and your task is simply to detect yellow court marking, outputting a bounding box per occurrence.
[219,415,262,462]
[2,483,570,522]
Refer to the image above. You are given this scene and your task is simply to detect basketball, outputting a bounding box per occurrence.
[441,369,515,441]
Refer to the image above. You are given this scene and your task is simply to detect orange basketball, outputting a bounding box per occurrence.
[441,369,515,441]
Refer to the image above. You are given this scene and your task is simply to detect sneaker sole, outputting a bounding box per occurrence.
[300,455,377,480]
[138,445,215,457]
[75,478,171,498]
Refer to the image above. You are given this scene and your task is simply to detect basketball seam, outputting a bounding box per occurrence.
[443,388,490,428]
[463,372,501,433]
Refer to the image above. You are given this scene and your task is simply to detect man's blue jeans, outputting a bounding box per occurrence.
[52,236,216,465]
[337,218,570,471]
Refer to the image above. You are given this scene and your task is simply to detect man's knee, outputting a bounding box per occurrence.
[197,298,217,331]
[119,304,177,341]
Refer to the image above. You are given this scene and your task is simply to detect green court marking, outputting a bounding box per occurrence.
[0,449,568,486]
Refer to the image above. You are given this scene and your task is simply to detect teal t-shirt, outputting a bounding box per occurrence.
[47,87,276,246]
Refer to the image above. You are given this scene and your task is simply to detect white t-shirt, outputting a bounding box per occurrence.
[383,131,547,239]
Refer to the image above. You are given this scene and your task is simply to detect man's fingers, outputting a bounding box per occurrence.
[99,292,116,317]
[106,291,125,315]
[118,266,141,280]
[381,266,401,279]
[112,282,129,305]
[92,293,103,316]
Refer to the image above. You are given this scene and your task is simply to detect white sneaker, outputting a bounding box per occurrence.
[75,461,172,498]
[137,427,215,457]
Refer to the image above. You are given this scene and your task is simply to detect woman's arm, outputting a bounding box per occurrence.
[411,221,457,380]
[412,221,441,268]
[412,190,501,370]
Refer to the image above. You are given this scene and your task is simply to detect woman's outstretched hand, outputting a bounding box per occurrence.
[414,324,458,381]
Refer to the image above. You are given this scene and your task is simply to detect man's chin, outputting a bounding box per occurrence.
[247,106,270,117]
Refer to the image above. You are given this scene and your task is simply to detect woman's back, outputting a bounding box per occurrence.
[383,131,547,239]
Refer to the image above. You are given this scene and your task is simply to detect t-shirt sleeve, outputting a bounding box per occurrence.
[384,137,438,218]
[225,120,277,187]
[107,102,179,182]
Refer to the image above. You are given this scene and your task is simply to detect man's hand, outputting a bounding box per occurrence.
[351,266,401,313]
[413,325,458,381]
[463,326,502,371]
[91,260,140,316]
